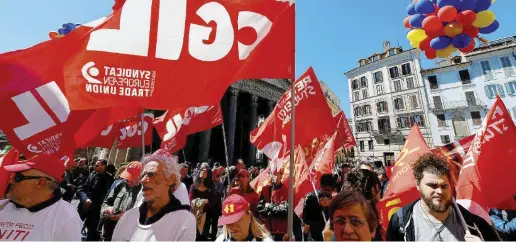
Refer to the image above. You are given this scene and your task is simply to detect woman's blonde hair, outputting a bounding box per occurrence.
[222,212,270,239]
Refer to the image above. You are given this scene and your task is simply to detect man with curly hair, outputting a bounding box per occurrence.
[386,153,499,241]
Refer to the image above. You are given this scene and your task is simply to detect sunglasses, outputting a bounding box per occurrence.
[12,172,52,183]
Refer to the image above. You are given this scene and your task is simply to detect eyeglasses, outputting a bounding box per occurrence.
[12,172,52,183]
[333,216,366,228]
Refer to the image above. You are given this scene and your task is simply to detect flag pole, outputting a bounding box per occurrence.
[452,198,471,235]
[287,4,296,238]
[221,124,232,193]
[140,111,145,159]
[181,149,187,162]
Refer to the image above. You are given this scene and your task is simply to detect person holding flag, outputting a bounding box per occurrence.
[386,153,499,241]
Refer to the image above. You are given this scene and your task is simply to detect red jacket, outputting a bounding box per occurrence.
[259,183,289,235]
[230,186,260,216]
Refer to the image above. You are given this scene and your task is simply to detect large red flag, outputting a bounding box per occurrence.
[116,113,154,149]
[250,67,335,160]
[54,0,294,110]
[0,147,19,198]
[431,135,474,184]
[154,106,223,153]
[376,125,431,236]
[333,111,356,151]
[456,97,516,222]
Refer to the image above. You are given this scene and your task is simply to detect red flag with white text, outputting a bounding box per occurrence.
[250,67,335,161]
[333,111,356,151]
[431,135,474,184]
[0,147,19,198]
[116,114,154,149]
[456,97,516,222]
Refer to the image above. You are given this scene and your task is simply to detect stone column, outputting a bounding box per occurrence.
[248,95,259,165]
[198,129,212,163]
[267,101,275,115]
[227,88,239,165]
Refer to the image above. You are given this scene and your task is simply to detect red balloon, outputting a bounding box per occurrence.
[456,10,476,26]
[463,25,479,38]
[423,16,443,32]
[426,49,437,60]
[420,37,432,51]
[460,39,476,53]
[438,6,458,22]
[425,27,445,38]
[404,16,413,28]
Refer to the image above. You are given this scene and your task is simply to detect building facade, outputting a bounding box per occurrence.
[320,81,342,115]
[422,36,516,146]
[345,42,433,166]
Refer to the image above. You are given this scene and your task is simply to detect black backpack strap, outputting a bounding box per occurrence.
[396,207,406,234]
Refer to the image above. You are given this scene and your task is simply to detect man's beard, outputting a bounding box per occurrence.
[420,191,450,213]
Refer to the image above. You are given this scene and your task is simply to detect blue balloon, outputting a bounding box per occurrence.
[479,20,499,34]
[452,34,472,48]
[431,36,453,50]
[456,0,477,11]
[437,0,458,8]
[415,0,436,14]
[64,23,76,31]
[475,0,491,12]
[57,28,67,35]
[407,3,417,15]
[409,14,426,28]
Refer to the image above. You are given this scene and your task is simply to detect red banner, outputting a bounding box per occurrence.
[250,67,335,160]
[116,114,154,149]
[456,97,516,222]
[0,147,19,198]
[431,135,474,184]
[154,106,223,153]
[333,111,356,151]
[53,0,294,110]
[377,125,431,236]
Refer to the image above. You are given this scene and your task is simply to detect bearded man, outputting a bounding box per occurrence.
[386,153,499,241]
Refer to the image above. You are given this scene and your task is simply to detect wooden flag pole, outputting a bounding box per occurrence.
[287,5,296,237]
[221,124,233,194]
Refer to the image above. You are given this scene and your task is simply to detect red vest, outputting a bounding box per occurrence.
[230,186,260,216]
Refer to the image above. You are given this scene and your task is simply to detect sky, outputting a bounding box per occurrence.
[1,0,515,116]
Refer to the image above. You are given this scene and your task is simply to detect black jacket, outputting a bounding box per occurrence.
[386,200,500,241]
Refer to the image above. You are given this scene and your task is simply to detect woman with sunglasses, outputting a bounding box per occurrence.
[230,169,260,217]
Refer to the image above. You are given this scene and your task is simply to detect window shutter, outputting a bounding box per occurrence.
[505,83,516,96]
[497,84,506,97]
[484,85,494,99]
[512,107,516,120]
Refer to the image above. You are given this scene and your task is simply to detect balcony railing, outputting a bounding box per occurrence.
[429,99,488,112]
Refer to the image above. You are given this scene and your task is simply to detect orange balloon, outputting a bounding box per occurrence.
[444,23,463,37]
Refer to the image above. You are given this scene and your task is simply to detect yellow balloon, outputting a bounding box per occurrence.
[473,10,496,28]
[436,45,457,58]
[410,41,420,48]
[407,29,427,43]
[444,23,463,38]
[492,0,496,3]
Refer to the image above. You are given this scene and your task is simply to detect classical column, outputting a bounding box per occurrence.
[267,101,275,115]
[227,89,239,164]
[248,95,259,165]
[198,129,212,163]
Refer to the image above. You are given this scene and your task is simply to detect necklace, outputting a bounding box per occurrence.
[419,202,449,242]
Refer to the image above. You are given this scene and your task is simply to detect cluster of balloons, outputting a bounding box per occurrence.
[49,23,81,39]
[404,0,500,59]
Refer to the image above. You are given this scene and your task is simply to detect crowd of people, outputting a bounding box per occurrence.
[1,149,515,241]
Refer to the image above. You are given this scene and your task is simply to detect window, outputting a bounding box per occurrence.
[354,106,362,117]
[410,115,425,127]
[389,49,396,56]
[360,76,368,88]
[465,91,476,106]
[394,97,405,110]
[484,84,505,99]
[377,101,388,113]
[356,121,373,133]
[459,70,471,84]
[441,135,450,144]
[384,139,390,145]
[480,60,494,80]
[428,75,439,89]
[360,141,365,152]
[401,63,412,75]
[352,80,359,90]
[378,118,390,133]
[373,71,383,83]
[353,91,360,101]
[394,80,402,92]
[363,105,372,116]
[471,111,482,125]
[501,56,515,77]
[409,95,420,109]
[437,114,446,127]
[433,96,443,110]
[389,66,399,79]
[372,55,380,62]
[376,84,384,95]
[505,81,516,96]
[406,77,415,89]
[368,140,374,150]
[397,117,410,128]
[362,89,368,99]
